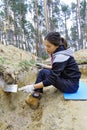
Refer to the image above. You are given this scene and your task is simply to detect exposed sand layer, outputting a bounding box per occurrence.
[0,44,87,130]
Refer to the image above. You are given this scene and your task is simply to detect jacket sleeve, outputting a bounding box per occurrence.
[42,61,68,86]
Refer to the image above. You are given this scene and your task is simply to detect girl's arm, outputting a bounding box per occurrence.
[36,63,52,69]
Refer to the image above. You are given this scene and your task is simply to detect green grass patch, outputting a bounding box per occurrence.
[18,59,35,71]
[0,56,12,65]
[76,58,87,64]
[0,57,7,64]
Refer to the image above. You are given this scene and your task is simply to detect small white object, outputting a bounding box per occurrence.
[18,84,34,93]
[4,84,18,93]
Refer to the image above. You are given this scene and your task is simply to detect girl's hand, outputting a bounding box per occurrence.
[18,85,34,93]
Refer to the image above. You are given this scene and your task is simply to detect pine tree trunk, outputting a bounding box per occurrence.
[44,0,48,32]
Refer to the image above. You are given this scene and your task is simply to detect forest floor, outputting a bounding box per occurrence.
[0,44,87,130]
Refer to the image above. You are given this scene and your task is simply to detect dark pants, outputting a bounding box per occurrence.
[34,69,51,93]
[34,68,79,93]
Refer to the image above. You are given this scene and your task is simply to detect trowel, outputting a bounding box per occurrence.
[4,84,18,93]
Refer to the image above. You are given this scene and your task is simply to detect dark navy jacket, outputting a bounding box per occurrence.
[42,46,81,92]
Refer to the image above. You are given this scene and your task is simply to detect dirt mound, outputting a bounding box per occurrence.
[74,49,87,64]
[0,44,37,66]
[0,44,87,130]
[0,44,37,85]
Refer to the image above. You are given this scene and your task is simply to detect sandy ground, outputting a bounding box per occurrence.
[0,44,87,130]
[0,79,87,130]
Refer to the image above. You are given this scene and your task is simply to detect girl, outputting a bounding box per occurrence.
[19,32,81,99]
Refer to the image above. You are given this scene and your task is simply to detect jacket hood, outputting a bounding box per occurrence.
[52,48,74,63]
[53,47,73,57]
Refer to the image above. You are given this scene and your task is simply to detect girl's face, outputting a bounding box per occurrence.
[44,40,59,54]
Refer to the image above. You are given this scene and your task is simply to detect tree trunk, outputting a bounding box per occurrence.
[44,0,48,32]
[34,0,39,56]
[76,0,82,49]
[64,13,68,40]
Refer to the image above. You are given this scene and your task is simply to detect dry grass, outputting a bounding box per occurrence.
[74,49,87,64]
[0,44,37,67]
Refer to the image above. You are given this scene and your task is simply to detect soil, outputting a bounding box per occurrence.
[0,44,87,130]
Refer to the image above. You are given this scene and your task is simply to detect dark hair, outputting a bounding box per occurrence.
[61,37,68,49]
[45,32,67,49]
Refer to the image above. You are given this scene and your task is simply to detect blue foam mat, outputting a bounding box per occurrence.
[64,81,87,100]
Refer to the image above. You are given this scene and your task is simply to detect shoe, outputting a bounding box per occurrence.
[25,94,40,109]
[32,91,42,99]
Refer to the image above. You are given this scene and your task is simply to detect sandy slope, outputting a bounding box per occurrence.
[0,44,87,130]
[0,83,87,130]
